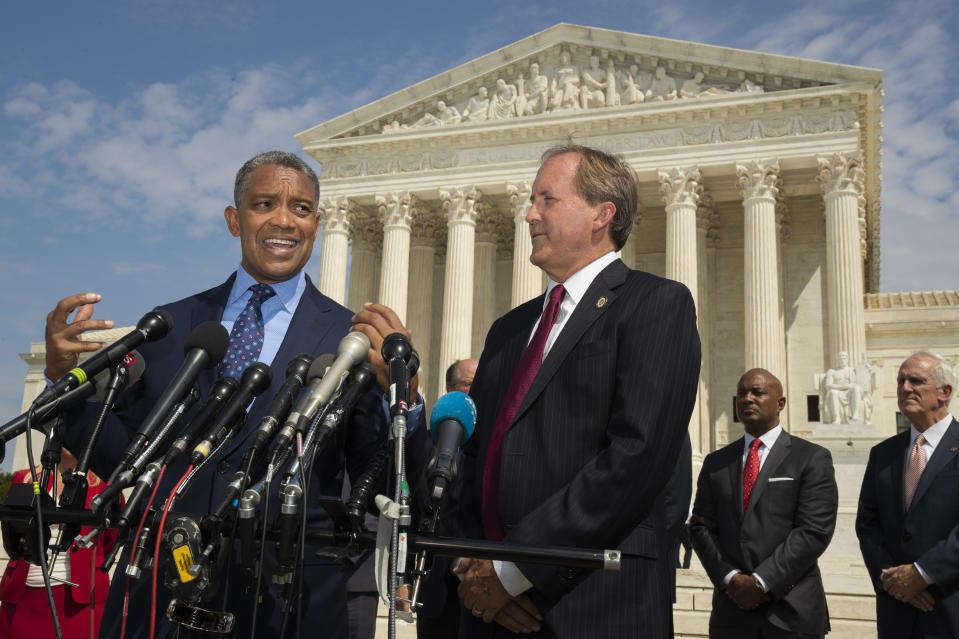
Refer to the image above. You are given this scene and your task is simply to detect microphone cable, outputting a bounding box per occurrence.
[149,464,194,639]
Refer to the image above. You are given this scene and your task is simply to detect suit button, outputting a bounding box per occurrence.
[217,460,231,475]
[902,531,912,542]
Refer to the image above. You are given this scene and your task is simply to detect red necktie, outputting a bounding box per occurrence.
[743,438,762,511]
[481,284,566,541]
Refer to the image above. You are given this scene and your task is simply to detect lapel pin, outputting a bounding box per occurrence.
[596,296,608,308]
[950,446,958,453]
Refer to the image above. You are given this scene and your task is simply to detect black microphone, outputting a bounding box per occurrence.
[310,361,377,454]
[382,333,412,415]
[427,391,477,504]
[190,362,272,465]
[266,352,335,461]
[112,321,229,476]
[0,350,146,445]
[242,354,314,467]
[285,332,370,437]
[161,376,239,466]
[34,309,172,407]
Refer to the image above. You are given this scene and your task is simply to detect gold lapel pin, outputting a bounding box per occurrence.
[596,296,608,308]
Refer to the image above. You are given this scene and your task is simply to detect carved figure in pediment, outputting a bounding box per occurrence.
[382,119,406,134]
[580,55,608,109]
[413,100,461,127]
[487,78,518,120]
[681,71,732,99]
[463,87,490,122]
[518,62,549,115]
[605,59,621,107]
[646,66,677,101]
[738,78,765,94]
[550,50,581,111]
[621,64,645,105]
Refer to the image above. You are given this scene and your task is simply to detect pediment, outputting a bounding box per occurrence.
[296,23,881,144]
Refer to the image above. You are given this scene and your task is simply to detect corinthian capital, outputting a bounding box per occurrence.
[440,186,483,225]
[349,206,383,250]
[318,197,353,233]
[375,191,414,228]
[411,206,444,247]
[658,167,703,208]
[816,152,864,197]
[736,159,781,202]
[507,182,532,219]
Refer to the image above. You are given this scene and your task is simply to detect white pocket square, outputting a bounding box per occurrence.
[768,477,794,482]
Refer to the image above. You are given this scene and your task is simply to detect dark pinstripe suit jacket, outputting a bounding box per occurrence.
[856,418,959,639]
[690,431,838,636]
[459,259,701,639]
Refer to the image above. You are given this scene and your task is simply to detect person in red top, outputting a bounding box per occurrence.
[0,449,119,639]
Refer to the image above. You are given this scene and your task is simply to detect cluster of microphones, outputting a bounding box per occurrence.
[0,308,477,636]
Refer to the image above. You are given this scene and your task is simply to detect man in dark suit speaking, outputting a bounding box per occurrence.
[690,368,838,639]
[43,151,426,638]
[856,351,959,638]
[455,144,701,638]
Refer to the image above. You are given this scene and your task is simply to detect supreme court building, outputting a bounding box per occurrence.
[13,23,959,638]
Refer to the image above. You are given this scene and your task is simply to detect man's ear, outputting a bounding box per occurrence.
[592,201,615,233]
[224,206,241,237]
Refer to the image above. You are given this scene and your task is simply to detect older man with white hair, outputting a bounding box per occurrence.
[856,351,959,638]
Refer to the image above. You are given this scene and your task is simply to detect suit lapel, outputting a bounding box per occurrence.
[892,431,909,513]
[511,260,628,427]
[744,430,791,519]
[727,437,746,526]
[191,273,236,393]
[911,418,959,508]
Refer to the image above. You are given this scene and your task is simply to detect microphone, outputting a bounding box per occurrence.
[242,354,314,467]
[288,332,369,434]
[112,321,229,476]
[309,361,376,454]
[0,350,146,444]
[266,354,336,466]
[162,376,239,466]
[34,309,172,407]
[427,391,477,504]
[382,333,412,415]
[190,362,272,465]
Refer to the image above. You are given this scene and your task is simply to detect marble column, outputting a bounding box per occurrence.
[317,197,351,305]
[694,195,717,461]
[507,182,541,307]
[738,159,786,377]
[659,167,702,307]
[438,187,481,398]
[409,208,443,406]
[347,207,381,310]
[473,209,499,356]
[818,152,867,364]
[376,192,414,323]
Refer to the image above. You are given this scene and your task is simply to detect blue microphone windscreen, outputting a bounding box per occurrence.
[429,391,477,441]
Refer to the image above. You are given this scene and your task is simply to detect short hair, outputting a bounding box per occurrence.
[234,151,319,209]
[445,360,462,392]
[539,144,637,250]
[909,350,957,405]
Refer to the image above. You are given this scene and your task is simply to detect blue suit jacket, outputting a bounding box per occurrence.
[64,273,424,639]
[856,418,959,639]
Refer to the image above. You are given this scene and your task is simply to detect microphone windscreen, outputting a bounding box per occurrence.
[430,391,477,442]
[184,321,230,365]
[339,331,371,360]
[308,353,337,380]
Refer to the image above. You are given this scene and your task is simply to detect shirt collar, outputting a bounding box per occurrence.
[228,266,304,313]
[545,251,618,307]
[744,423,783,453]
[911,413,954,449]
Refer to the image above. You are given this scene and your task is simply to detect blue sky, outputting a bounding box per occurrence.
[1,0,957,467]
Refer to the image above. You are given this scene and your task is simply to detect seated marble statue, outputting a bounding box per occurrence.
[487,78,518,120]
[580,55,607,109]
[621,64,645,104]
[462,87,490,122]
[819,351,870,424]
[519,62,549,115]
[681,71,732,99]
[646,66,677,101]
[550,50,581,110]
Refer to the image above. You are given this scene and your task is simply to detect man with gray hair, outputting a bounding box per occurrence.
[43,150,428,638]
[857,351,959,638]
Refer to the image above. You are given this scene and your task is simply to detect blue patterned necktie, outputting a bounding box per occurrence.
[218,283,276,379]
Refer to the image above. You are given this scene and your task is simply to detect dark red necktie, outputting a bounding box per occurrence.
[742,438,762,511]
[481,284,566,541]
